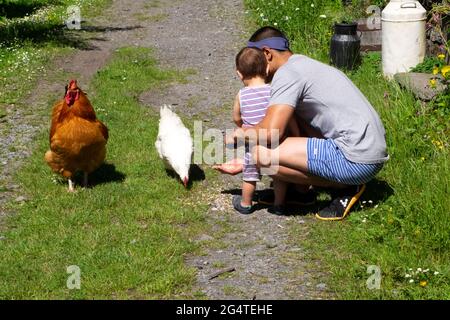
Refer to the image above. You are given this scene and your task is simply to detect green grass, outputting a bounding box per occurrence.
[0,47,210,299]
[245,0,450,299]
[0,0,111,107]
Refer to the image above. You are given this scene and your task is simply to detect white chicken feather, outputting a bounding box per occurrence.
[155,105,193,187]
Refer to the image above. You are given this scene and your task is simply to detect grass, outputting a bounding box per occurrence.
[0,0,111,107]
[0,47,211,299]
[245,0,450,299]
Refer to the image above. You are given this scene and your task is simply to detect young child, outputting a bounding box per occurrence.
[229,47,299,215]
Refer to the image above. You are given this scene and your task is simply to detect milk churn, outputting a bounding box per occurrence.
[330,22,361,70]
[382,0,427,78]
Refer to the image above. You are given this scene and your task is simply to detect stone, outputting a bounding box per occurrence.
[394,72,447,101]
[15,196,27,202]
[197,234,214,242]
[316,283,327,290]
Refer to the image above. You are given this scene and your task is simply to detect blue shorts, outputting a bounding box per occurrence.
[307,138,384,185]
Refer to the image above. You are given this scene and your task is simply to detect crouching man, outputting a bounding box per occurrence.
[233,26,389,220]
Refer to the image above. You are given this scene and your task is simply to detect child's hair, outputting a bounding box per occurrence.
[235,47,267,81]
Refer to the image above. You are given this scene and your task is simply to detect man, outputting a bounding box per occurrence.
[233,26,389,220]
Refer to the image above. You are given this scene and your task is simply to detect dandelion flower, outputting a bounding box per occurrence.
[420,280,427,287]
[429,79,436,87]
[441,65,450,77]
[433,67,439,75]
[438,54,445,60]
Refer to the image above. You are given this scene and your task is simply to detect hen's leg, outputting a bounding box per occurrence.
[83,172,88,188]
[68,179,75,192]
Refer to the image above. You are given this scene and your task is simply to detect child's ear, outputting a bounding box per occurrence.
[236,70,244,80]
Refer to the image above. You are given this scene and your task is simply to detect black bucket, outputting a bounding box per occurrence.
[330,22,361,70]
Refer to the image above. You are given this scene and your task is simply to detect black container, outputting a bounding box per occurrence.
[330,22,361,70]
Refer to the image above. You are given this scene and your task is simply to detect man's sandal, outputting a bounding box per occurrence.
[315,184,366,221]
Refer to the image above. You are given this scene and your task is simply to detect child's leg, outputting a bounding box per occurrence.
[273,178,288,206]
[241,149,259,207]
[241,181,256,207]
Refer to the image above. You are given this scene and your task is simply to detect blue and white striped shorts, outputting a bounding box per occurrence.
[307,138,384,185]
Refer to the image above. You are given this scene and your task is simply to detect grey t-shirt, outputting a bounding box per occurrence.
[270,54,389,164]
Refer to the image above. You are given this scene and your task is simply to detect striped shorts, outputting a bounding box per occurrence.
[307,138,384,185]
[243,147,260,182]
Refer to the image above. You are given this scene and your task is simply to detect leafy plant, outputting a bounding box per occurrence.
[411,56,444,73]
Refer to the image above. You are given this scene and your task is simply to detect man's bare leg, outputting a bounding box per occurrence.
[253,137,346,189]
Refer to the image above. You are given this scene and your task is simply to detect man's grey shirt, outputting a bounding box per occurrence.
[269,54,389,164]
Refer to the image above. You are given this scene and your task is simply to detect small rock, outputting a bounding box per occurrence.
[266,243,277,249]
[197,234,214,242]
[15,196,26,202]
[316,283,327,290]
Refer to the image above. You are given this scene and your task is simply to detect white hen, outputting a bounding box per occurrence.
[155,105,193,188]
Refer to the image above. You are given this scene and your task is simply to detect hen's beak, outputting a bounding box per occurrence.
[183,177,188,188]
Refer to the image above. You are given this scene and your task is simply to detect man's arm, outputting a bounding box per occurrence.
[234,104,294,145]
[287,115,301,137]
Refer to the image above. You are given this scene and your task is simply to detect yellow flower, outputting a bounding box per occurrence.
[433,67,439,75]
[438,54,446,60]
[429,79,436,87]
[441,65,450,78]
[420,280,427,287]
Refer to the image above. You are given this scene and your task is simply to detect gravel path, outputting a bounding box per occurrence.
[0,0,330,299]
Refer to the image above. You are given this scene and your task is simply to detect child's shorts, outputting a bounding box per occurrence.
[243,150,261,182]
[307,138,384,185]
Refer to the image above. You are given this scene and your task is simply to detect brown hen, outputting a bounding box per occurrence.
[45,80,108,192]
